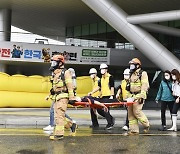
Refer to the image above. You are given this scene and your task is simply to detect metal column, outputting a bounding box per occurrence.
[0,9,11,41]
[127,10,180,24]
[82,0,180,71]
[141,24,180,37]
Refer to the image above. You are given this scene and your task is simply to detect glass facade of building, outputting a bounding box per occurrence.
[66,21,135,49]
[66,20,180,59]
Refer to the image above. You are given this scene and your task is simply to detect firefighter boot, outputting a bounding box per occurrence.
[143,125,150,133]
[49,135,64,140]
[124,131,139,136]
[69,123,78,136]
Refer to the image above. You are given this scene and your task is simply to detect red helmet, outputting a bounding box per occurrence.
[51,55,65,63]
[129,58,141,65]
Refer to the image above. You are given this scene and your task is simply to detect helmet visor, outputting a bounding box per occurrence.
[51,61,58,67]
[130,64,136,70]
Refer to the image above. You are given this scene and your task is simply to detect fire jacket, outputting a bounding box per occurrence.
[53,69,74,101]
[127,69,149,100]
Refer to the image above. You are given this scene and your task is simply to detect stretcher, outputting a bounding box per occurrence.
[73,101,134,109]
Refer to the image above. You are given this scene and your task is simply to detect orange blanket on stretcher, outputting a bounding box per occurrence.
[73,101,134,108]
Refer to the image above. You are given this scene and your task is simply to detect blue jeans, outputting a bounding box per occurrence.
[49,101,73,126]
[49,102,54,126]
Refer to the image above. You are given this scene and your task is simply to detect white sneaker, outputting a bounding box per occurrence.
[122,125,129,131]
[43,125,54,131]
[43,130,53,135]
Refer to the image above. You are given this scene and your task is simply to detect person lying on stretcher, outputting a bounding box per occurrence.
[69,96,108,112]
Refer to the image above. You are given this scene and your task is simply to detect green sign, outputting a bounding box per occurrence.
[82,49,107,57]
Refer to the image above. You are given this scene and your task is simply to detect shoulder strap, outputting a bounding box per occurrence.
[165,81,173,93]
[139,70,144,80]
[59,68,67,86]
[132,69,144,83]
[98,78,101,88]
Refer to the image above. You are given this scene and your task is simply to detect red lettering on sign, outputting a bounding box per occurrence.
[1,48,10,57]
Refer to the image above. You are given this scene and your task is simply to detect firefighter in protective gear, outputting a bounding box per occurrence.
[126,58,150,135]
[88,64,115,130]
[49,54,75,140]
[44,71,77,135]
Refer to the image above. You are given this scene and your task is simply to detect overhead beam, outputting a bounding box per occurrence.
[82,0,180,71]
[127,10,180,24]
[141,23,180,37]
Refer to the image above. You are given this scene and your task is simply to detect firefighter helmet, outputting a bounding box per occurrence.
[129,58,141,65]
[51,55,65,63]
[89,68,97,74]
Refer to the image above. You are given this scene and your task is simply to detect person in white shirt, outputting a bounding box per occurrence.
[167,69,180,131]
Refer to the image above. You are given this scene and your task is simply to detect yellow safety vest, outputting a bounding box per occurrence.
[101,73,111,97]
[121,80,128,100]
[92,76,100,97]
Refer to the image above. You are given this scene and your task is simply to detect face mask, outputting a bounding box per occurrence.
[172,75,176,81]
[100,69,106,75]
[164,76,170,80]
[130,64,135,70]
[90,74,95,79]
[49,61,59,71]
[129,64,136,73]
[124,74,130,80]
[164,74,170,80]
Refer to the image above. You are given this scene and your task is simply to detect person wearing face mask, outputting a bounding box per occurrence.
[43,68,77,135]
[116,68,130,131]
[88,64,115,130]
[168,69,180,131]
[155,70,175,131]
[125,58,150,135]
[68,68,77,96]
[88,68,107,128]
[49,54,76,140]
[89,68,101,98]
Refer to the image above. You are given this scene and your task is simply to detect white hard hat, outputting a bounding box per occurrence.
[89,68,97,74]
[123,68,130,75]
[100,63,108,69]
[68,68,76,76]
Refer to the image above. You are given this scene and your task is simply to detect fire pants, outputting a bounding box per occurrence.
[128,101,149,133]
[54,98,73,136]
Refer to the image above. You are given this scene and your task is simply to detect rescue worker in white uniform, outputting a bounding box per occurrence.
[126,58,150,135]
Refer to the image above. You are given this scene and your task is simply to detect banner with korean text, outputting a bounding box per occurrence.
[0,41,110,65]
